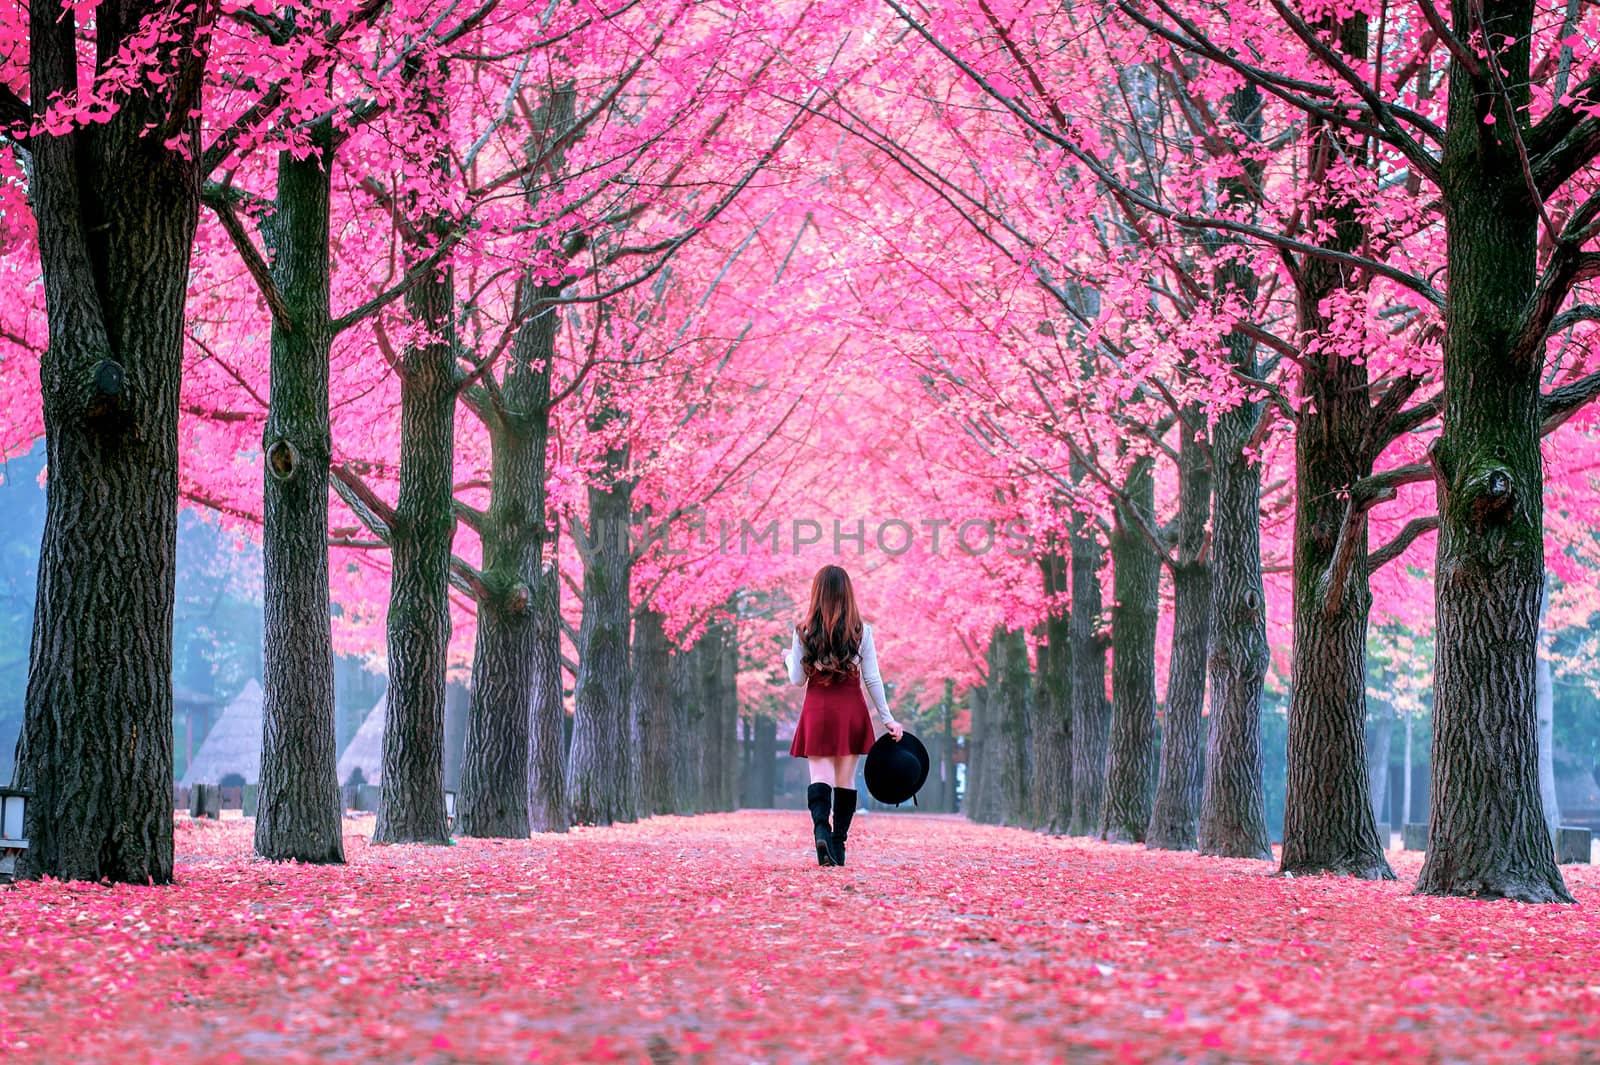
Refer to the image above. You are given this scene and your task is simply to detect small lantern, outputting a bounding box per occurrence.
[0,786,30,883]
[444,790,457,831]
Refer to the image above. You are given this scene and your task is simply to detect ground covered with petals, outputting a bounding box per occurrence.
[3,811,1600,1063]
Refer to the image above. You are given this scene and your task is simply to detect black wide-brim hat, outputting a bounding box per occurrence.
[864,731,930,806]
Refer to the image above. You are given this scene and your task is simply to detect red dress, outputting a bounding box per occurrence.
[789,673,875,757]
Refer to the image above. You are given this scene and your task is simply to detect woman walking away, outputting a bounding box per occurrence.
[785,565,903,866]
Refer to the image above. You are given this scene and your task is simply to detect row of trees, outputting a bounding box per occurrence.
[1,0,859,880]
[840,0,1600,901]
[3,1,1599,907]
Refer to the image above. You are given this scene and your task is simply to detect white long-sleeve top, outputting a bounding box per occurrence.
[786,623,897,727]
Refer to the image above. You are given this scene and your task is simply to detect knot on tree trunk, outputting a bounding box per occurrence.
[85,358,127,422]
[508,581,532,614]
[1466,465,1517,526]
[266,438,302,481]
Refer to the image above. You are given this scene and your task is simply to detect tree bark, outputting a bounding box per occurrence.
[1416,0,1569,901]
[1148,413,1211,851]
[373,65,457,846]
[1537,584,1559,838]
[669,644,700,814]
[1367,696,1394,832]
[1102,459,1159,843]
[527,547,570,832]
[716,615,741,810]
[1196,82,1272,863]
[633,607,675,816]
[1032,551,1073,833]
[457,286,559,838]
[566,432,637,825]
[252,130,344,864]
[965,684,989,822]
[17,1,213,884]
[941,678,959,813]
[1068,513,1112,837]
[1275,18,1393,879]
[461,85,576,837]
[991,626,1031,826]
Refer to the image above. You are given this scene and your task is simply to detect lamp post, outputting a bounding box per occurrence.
[0,786,30,883]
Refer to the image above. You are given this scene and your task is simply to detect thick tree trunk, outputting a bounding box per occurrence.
[374,196,457,846]
[991,626,1031,826]
[253,136,344,864]
[1102,460,1159,843]
[1068,520,1112,837]
[528,547,569,832]
[1148,415,1211,850]
[463,86,575,838]
[17,2,212,883]
[1196,85,1271,862]
[1279,346,1391,875]
[1418,5,1567,898]
[458,289,560,838]
[566,439,637,825]
[1197,373,1271,860]
[1032,552,1073,833]
[633,608,675,817]
[1277,23,1392,878]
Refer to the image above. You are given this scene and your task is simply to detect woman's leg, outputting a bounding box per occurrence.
[805,758,837,865]
[827,756,861,865]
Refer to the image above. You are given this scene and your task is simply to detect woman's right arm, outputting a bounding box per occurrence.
[785,628,806,686]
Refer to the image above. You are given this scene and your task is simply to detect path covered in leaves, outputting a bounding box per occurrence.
[3,811,1599,1063]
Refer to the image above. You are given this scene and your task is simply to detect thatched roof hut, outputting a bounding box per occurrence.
[178,679,264,787]
[338,691,387,786]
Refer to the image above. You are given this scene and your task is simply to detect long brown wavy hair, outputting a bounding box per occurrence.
[797,565,864,686]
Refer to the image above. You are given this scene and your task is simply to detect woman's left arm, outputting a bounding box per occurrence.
[860,626,902,738]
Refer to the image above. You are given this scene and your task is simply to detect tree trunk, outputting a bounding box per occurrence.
[1068,515,1112,837]
[750,713,777,807]
[528,546,569,832]
[463,85,575,838]
[1367,697,1394,833]
[717,615,741,810]
[1197,361,1271,858]
[1148,414,1211,850]
[1276,20,1392,878]
[633,607,675,817]
[1195,85,1271,862]
[253,132,344,864]
[373,186,457,846]
[1032,551,1073,833]
[566,437,637,826]
[457,289,561,838]
[966,684,988,822]
[1102,459,1159,843]
[991,626,1031,826]
[1537,584,1559,837]
[1402,712,1414,829]
[17,2,212,883]
[670,645,700,815]
[941,678,959,814]
[1415,0,1568,901]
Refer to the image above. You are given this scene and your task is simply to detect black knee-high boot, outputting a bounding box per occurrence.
[806,782,835,866]
[829,788,857,866]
